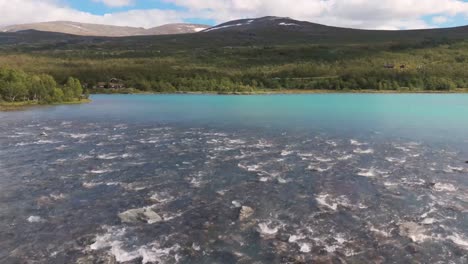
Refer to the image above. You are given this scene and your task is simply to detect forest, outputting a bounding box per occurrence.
[1,36,468,95]
[0,68,86,104]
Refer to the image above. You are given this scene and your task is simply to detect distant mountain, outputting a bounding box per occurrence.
[0,21,210,37]
[203,16,329,33]
[145,23,210,35]
[1,16,468,50]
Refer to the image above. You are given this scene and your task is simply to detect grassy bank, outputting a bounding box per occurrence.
[0,99,91,111]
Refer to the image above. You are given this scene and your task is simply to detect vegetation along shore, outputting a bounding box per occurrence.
[2,17,468,101]
[0,68,89,110]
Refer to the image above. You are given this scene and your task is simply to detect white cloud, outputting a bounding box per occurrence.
[0,0,468,29]
[165,0,468,29]
[92,0,134,7]
[0,0,185,28]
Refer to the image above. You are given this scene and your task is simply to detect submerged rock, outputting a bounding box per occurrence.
[399,222,429,243]
[239,206,254,221]
[257,223,279,238]
[118,207,162,224]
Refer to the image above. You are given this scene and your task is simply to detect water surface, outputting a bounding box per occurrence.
[1,94,467,263]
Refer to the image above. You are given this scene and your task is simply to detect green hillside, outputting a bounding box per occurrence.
[1,17,468,97]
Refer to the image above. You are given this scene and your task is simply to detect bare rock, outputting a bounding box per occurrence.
[239,206,254,221]
[118,207,162,224]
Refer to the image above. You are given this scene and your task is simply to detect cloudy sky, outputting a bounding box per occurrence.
[1,0,468,29]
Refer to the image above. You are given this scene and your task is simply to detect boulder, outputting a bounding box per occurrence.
[118,207,162,224]
[239,206,254,221]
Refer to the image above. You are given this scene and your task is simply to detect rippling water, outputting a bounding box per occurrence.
[1,94,468,263]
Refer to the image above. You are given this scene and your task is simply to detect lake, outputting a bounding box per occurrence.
[1,94,467,263]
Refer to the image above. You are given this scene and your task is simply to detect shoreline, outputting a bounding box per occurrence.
[0,99,91,111]
[92,88,468,95]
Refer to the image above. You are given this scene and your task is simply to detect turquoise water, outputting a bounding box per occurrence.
[1,94,468,263]
[3,94,468,142]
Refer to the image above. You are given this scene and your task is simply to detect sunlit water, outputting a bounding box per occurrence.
[1,94,467,263]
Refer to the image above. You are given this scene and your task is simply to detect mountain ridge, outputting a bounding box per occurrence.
[1,16,468,49]
[0,21,210,37]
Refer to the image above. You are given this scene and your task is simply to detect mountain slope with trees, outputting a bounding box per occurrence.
[0,17,468,95]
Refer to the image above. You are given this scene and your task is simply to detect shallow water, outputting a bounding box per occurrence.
[1,94,468,263]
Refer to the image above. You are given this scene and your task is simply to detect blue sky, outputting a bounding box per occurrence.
[66,0,216,25]
[1,0,468,29]
[67,0,468,28]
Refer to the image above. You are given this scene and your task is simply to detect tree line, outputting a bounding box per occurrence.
[0,68,85,103]
[1,40,468,94]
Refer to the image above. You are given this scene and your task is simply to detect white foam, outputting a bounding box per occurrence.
[78,154,93,160]
[232,201,242,208]
[190,177,203,188]
[55,145,68,150]
[150,193,174,204]
[50,193,66,200]
[399,222,431,243]
[89,169,113,174]
[258,223,279,236]
[445,166,466,173]
[299,243,311,253]
[138,138,160,144]
[97,154,120,160]
[27,216,45,223]
[83,182,120,188]
[357,168,377,177]
[433,183,457,192]
[288,235,305,243]
[69,133,90,139]
[37,140,61,144]
[370,225,392,237]
[350,140,365,146]
[281,150,294,156]
[238,163,261,172]
[384,181,399,187]
[83,182,102,188]
[308,164,332,172]
[353,148,374,154]
[448,234,468,249]
[277,177,289,184]
[337,154,353,161]
[385,157,406,164]
[90,227,180,263]
[421,218,437,225]
[315,157,333,162]
[227,139,246,145]
[315,194,338,211]
[254,140,273,148]
[394,145,411,152]
[192,243,201,251]
[298,153,314,160]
